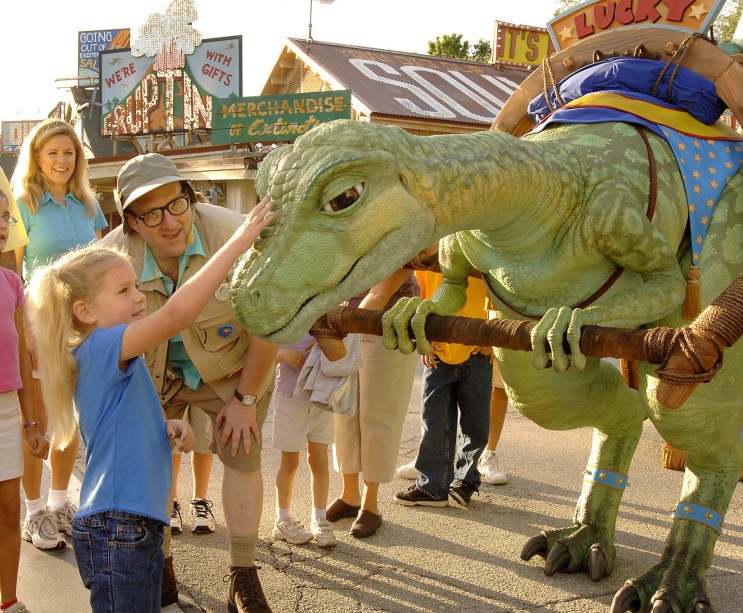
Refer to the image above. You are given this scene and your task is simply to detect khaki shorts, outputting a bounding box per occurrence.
[165,380,270,472]
[271,391,334,452]
[171,404,215,456]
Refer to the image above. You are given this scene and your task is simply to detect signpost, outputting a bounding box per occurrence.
[79,29,130,84]
[493,21,555,68]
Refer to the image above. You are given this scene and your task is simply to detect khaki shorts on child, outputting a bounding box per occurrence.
[0,391,23,480]
[271,391,334,453]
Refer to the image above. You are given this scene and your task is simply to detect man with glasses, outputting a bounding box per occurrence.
[104,153,277,613]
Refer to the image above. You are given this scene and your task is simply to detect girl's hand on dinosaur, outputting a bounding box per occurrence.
[234,196,273,248]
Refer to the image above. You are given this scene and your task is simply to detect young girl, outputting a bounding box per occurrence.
[0,189,49,613]
[11,118,107,550]
[271,335,337,548]
[24,197,273,612]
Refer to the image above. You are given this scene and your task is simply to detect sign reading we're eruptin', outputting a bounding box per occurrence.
[548,0,727,51]
[100,0,241,137]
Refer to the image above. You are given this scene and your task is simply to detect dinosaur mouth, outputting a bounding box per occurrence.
[264,255,362,341]
[262,231,406,341]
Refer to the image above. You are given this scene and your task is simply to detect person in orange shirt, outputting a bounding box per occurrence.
[393,268,494,508]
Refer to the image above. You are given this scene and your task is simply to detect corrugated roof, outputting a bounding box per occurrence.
[266,38,531,127]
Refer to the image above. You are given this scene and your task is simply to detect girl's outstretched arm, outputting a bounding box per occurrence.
[120,196,273,362]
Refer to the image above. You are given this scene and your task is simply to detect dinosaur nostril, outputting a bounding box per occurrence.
[249,288,261,309]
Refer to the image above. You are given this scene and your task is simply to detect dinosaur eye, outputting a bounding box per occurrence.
[321,183,364,212]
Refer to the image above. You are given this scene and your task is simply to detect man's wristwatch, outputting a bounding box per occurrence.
[234,390,257,406]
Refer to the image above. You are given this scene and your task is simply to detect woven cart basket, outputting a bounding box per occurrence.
[662,443,743,482]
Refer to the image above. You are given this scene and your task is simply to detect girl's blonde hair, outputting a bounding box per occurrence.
[11,119,99,215]
[25,243,130,448]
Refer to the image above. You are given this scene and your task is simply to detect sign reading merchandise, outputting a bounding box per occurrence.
[100,36,242,136]
[212,90,352,144]
[79,29,130,83]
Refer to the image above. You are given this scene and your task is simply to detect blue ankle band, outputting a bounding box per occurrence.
[584,466,629,491]
[673,502,724,534]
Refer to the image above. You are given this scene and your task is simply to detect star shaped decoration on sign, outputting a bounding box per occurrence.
[689,3,708,20]
[558,25,575,42]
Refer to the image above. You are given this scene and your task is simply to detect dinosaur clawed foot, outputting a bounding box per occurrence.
[521,524,614,580]
[611,569,714,613]
[520,534,548,560]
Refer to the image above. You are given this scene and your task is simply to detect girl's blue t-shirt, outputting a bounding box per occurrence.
[18,192,107,280]
[72,325,171,524]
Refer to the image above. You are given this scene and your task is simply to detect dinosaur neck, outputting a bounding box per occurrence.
[408,130,576,248]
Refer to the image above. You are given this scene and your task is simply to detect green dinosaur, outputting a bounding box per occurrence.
[231,117,743,613]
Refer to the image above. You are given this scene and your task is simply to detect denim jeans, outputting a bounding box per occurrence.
[72,512,165,613]
[415,352,492,498]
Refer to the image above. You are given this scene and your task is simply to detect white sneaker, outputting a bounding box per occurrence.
[49,499,77,536]
[190,498,216,533]
[21,509,66,550]
[272,517,313,544]
[311,518,338,548]
[4,601,31,613]
[170,501,183,535]
[395,461,419,480]
[478,450,508,485]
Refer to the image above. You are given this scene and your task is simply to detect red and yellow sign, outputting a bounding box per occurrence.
[493,22,555,68]
[548,0,727,51]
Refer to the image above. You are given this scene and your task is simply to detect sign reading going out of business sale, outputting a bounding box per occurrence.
[79,29,130,84]
[212,90,353,144]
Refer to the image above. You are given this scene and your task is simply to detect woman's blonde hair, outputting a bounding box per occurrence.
[25,243,130,448]
[11,119,99,215]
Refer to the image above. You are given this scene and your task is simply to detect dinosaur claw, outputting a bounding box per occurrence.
[587,545,608,582]
[544,542,571,576]
[651,599,673,613]
[611,584,641,613]
[692,595,712,613]
[520,534,548,561]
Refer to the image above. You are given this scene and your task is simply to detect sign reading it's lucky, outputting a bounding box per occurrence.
[548,0,727,51]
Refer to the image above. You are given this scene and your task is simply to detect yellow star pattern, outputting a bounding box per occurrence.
[701,216,709,225]
[558,25,574,42]
[689,3,708,20]
[694,185,702,194]
[710,180,718,189]
[677,142,687,151]
[694,154,702,162]
[689,204,696,212]
[708,151,716,159]
[708,167,716,174]
[707,199,714,207]
[692,170,701,178]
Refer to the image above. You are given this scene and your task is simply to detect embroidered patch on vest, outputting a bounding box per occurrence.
[217,325,236,338]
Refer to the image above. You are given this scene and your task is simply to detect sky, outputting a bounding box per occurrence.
[0,0,560,120]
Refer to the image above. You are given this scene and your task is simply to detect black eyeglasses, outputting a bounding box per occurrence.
[128,195,191,227]
[1,214,18,226]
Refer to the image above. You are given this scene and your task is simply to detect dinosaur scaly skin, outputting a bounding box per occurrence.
[231,119,743,613]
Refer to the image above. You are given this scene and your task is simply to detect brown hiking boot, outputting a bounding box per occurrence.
[226,565,272,613]
[161,554,178,606]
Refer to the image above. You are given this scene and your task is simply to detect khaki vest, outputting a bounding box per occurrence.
[103,204,259,403]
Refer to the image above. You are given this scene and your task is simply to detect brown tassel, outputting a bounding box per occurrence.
[682,264,701,319]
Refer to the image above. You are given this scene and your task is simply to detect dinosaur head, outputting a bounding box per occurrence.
[231,120,437,343]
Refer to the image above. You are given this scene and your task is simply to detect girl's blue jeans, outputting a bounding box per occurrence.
[72,511,165,613]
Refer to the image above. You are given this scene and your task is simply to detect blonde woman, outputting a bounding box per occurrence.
[11,119,106,550]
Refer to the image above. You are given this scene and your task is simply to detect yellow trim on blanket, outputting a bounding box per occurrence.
[564,92,742,140]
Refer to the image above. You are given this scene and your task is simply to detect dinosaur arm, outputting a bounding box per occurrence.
[533,202,685,372]
[585,202,686,328]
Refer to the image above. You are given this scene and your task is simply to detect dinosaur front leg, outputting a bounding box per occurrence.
[612,459,740,613]
[500,352,643,581]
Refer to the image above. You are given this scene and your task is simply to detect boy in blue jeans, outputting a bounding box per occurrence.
[394,270,492,508]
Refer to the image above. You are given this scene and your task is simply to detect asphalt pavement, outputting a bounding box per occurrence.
[18,361,743,612]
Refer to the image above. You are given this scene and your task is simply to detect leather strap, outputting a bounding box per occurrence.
[486,124,658,319]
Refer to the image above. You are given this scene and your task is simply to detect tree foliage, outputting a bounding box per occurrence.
[428,33,492,63]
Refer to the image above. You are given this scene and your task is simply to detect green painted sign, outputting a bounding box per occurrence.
[212,89,352,144]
